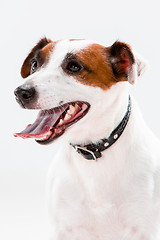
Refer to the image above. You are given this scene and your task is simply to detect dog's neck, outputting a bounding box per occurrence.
[70,96,131,160]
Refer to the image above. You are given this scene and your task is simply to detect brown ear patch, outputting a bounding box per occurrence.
[108,41,135,81]
[21,38,54,78]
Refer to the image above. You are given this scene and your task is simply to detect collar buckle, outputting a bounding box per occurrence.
[74,145,100,160]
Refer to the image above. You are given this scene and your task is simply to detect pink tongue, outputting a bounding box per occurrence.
[14,104,69,139]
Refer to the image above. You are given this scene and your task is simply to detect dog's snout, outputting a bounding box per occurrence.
[14,85,36,107]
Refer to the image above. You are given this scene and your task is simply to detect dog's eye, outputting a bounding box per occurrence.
[31,59,38,74]
[66,61,82,73]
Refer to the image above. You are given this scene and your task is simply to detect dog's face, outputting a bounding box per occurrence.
[14,38,146,144]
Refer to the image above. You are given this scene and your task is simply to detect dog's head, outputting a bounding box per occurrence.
[14,38,147,144]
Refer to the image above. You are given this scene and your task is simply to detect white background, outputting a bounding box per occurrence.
[0,0,160,239]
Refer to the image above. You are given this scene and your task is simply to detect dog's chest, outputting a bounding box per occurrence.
[47,145,159,240]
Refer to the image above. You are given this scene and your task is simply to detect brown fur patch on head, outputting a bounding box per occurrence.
[21,38,54,78]
[63,42,136,90]
[74,44,115,89]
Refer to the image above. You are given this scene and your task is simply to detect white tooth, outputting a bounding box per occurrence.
[47,131,52,137]
[67,105,75,115]
[64,113,71,121]
[59,119,64,125]
[75,103,79,110]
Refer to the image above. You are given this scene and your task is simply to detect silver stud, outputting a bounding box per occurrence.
[104,142,109,147]
[114,134,118,139]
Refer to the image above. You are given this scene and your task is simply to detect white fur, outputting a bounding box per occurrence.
[21,40,160,239]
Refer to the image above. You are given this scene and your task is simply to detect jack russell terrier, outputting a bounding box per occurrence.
[14,38,160,240]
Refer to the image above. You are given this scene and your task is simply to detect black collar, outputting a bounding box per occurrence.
[70,96,131,160]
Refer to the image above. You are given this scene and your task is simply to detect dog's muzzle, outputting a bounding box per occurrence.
[14,85,36,108]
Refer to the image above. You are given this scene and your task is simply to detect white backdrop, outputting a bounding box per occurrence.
[0,0,160,239]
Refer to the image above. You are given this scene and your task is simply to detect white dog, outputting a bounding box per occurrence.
[14,38,160,240]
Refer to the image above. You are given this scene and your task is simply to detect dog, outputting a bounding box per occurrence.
[14,38,160,240]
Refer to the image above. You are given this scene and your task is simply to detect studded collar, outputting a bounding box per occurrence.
[70,96,131,160]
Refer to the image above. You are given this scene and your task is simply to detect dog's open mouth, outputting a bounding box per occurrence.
[14,101,90,144]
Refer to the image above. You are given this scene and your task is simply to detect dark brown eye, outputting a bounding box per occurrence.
[31,59,38,74]
[66,61,82,73]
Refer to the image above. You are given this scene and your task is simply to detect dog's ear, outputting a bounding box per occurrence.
[108,41,147,84]
[21,38,52,78]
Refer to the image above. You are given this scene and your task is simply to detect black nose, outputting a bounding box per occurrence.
[14,85,36,107]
